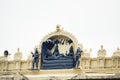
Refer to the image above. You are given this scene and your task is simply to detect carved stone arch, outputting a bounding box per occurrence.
[39,26,79,52]
[37,25,83,69]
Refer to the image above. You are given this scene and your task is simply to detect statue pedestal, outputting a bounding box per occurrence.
[21,69,82,74]
[20,69,82,80]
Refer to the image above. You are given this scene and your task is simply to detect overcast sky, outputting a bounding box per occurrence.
[0,0,120,59]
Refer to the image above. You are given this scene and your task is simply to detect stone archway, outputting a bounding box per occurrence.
[37,25,83,69]
[39,25,79,52]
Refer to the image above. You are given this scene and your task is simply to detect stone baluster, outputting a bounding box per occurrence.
[112,48,120,68]
[27,51,33,69]
[97,45,106,69]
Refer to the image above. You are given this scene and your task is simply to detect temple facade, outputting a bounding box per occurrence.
[0,25,120,79]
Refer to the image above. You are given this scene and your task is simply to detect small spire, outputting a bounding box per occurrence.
[17,48,20,52]
[101,45,103,49]
[56,24,61,27]
[56,24,61,32]
[117,47,119,51]
[89,48,92,52]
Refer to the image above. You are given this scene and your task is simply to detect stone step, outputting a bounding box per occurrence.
[42,59,74,63]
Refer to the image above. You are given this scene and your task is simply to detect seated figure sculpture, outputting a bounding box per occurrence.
[31,48,39,70]
[45,49,59,60]
[41,39,81,69]
[44,44,65,60]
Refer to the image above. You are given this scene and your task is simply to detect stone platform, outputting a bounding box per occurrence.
[21,69,82,75]
[0,69,120,80]
[15,72,120,80]
[23,69,81,80]
[0,69,82,80]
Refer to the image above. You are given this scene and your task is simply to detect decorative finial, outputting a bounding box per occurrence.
[17,48,20,52]
[101,45,103,49]
[56,24,61,32]
[117,47,119,51]
[61,27,64,31]
[89,48,92,52]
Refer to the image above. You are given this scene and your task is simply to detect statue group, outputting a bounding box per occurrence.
[41,39,82,69]
[31,39,82,70]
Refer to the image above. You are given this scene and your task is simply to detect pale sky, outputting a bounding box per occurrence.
[0,0,120,59]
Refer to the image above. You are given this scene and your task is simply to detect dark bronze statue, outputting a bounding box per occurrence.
[41,39,82,69]
[4,50,10,57]
[53,44,59,56]
[31,48,39,70]
[75,47,82,68]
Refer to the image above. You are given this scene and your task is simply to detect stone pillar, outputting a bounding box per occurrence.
[112,57,119,68]
[27,52,33,69]
[4,61,8,71]
[112,48,120,68]
[82,49,91,69]
[0,61,8,71]
[97,45,106,69]
[0,56,8,71]
[97,58,105,69]
[84,58,90,69]
[0,61,4,71]
[27,60,32,69]
[14,61,21,71]
[118,58,120,68]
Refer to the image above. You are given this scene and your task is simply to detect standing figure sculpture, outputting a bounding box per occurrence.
[53,44,59,56]
[67,46,74,57]
[75,47,82,68]
[31,48,39,70]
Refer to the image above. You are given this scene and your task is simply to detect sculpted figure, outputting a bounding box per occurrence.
[31,48,39,70]
[14,48,22,61]
[45,45,60,60]
[75,47,82,68]
[97,45,106,58]
[41,39,77,69]
[53,44,59,56]
[67,46,74,57]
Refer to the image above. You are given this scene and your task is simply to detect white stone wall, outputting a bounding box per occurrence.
[0,56,120,73]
